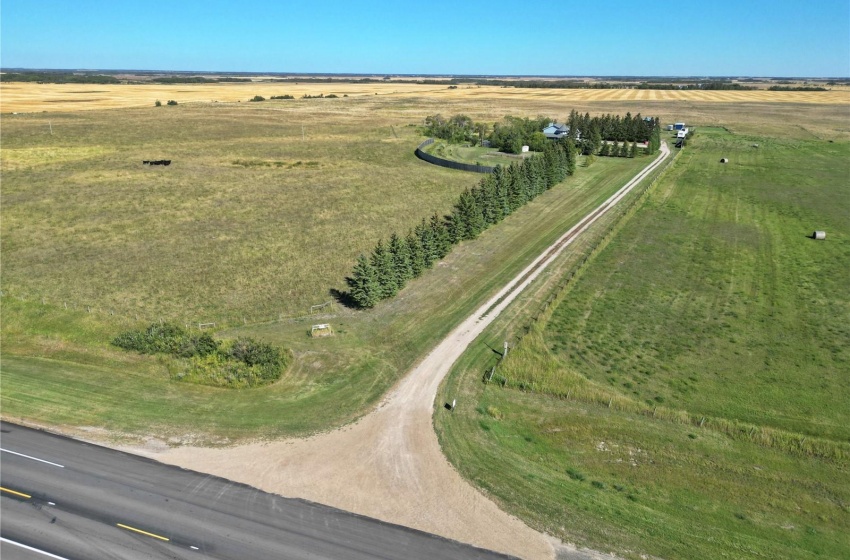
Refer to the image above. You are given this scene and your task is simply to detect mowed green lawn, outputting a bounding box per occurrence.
[1,95,653,441]
[543,128,850,441]
[436,128,850,559]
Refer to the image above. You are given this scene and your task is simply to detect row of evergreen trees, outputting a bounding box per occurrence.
[346,140,577,308]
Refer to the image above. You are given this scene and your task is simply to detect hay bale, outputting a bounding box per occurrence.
[720,158,729,163]
[812,231,826,240]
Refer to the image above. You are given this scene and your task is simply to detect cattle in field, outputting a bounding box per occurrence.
[143,160,172,166]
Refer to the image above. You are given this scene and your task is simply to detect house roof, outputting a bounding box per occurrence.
[543,123,570,137]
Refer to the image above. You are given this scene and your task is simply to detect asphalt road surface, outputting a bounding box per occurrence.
[0,422,514,560]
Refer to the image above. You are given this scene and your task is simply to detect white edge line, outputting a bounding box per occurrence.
[0,537,73,560]
[0,448,65,468]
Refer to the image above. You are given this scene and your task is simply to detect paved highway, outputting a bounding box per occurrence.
[0,422,514,559]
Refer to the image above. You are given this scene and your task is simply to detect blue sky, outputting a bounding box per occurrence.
[2,1,848,77]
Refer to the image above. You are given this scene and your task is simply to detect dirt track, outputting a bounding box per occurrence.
[147,144,671,559]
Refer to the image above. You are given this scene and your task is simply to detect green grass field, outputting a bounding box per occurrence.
[1,94,654,441]
[3,94,849,556]
[435,127,850,559]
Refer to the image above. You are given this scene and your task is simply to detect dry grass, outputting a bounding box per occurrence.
[2,82,848,114]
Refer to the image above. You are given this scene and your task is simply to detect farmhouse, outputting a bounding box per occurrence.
[543,122,570,139]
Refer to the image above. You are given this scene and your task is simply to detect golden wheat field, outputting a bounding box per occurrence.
[2,81,848,113]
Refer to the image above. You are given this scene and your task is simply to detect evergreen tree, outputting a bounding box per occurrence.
[619,141,629,157]
[371,240,398,299]
[525,155,544,198]
[388,232,412,286]
[542,144,558,188]
[416,218,438,265]
[346,254,379,308]
[507,163,528,211]
[565,139,577,175]
[492,165,511,218]
[629,141,637,158]
[589,124,603,155]
[567,109,580,141]
[406,230,426,277]
[430,213,452,258]
[600,141,610,157]
[478,174,500,226]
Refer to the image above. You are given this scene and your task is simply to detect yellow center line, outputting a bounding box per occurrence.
[0,486,32,499]
[116,523,170,542]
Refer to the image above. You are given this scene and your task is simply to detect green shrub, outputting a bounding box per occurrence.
[250,95,265,102]
[566,467,586,481]
[112,324,287,388]
[166,100,178,106]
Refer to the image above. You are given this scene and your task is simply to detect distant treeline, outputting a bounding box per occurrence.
[0,72,251,84]
[1,72,120,84]
[767,85,828,91]
[266,76,770,91]
[345,139,577,308]
[151,76,252,83]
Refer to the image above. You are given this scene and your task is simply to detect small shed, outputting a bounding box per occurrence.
[812,231,826,240]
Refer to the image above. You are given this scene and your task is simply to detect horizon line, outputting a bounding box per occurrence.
[1,68,847,81]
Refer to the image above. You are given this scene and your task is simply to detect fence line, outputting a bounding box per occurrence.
[414,139,496,174]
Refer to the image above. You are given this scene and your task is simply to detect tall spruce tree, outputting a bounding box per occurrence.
[564,139,577,175]
[493,165,511,218]
[388,232,413,286]
[507,162,528,211]
[430,213,452,258]
[416,218,438,265]
[347,254,379,308]
[371,239,398,299]
[406,230,426,277]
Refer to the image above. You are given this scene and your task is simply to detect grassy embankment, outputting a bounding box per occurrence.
[1,96,653,442]
[436,127,850,559]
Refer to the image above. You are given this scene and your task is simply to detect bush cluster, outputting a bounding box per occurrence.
[112,323,287,388]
